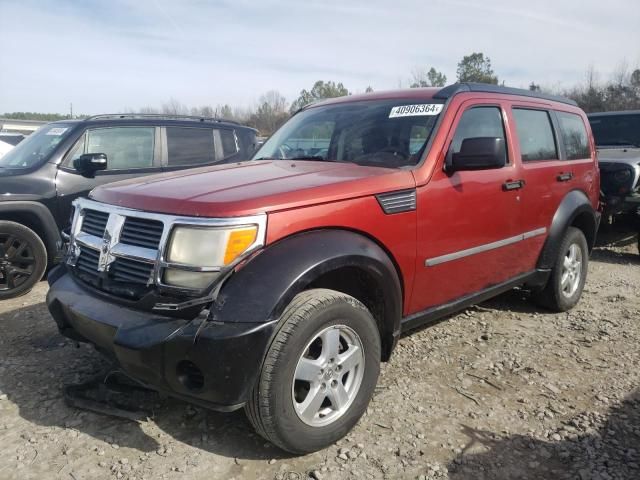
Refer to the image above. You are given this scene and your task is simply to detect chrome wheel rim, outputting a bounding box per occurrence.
[292,324,365,427]
[0,234,35,291]
[560,243,582,298]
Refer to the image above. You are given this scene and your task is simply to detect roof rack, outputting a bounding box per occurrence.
[434,83,578,106]
[85,113,241,125]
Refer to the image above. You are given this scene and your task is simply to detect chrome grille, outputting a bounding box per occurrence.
[120,217,164,249]
[81,209,109,237]
[67,197,267,302]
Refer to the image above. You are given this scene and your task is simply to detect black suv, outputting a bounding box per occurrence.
[0,114,257,299]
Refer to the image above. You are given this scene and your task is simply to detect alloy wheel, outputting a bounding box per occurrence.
[0,234,36,292]
[560,243,582,298]
[292,324,365,427]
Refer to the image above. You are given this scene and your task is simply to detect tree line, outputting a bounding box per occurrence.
[4,52,639,135]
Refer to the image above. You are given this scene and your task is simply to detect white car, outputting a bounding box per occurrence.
[0,139,14,158]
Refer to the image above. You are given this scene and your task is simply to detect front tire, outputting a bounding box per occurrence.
[0,221,47,300]
[534,226,588,312]
[245,289,381,454]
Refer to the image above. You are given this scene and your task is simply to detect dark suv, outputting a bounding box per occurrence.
[0,115,257,299]
[48,84,599,453]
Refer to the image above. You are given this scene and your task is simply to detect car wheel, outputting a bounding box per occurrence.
[245,289,381,454]
[0,221,47,300]
[534,226,588,312]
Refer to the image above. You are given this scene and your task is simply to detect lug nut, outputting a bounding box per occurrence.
[331,380,338,388]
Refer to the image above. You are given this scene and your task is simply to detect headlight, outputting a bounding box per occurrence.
[163,225,259,289]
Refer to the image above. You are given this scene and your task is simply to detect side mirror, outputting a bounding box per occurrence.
[446,137,506,173]
[74,153,107,178]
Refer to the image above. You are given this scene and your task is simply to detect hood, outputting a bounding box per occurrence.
[90,160,415,217]
[597,147,640,166]
[0,163,57,201]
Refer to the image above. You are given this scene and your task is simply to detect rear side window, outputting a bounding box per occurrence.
[512,108,558,161]
[557,112,591,160]
[451,106,506,154]
[166,127,215,166]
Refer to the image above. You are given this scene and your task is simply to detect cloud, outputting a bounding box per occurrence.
[0,0,638,114]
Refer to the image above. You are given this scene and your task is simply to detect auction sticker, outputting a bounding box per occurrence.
[389,104,443,118]
[45,127,68,136]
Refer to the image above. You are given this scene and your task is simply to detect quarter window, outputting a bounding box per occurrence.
[166,127,215,166]
[512,109,558,161]
[86,127,155,170]
[452,106,506,155]
[557,112,590,160]
[219,129,240,158]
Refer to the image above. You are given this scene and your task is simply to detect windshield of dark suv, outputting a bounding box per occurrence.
[253,99,443,168]
[0,123,75,169]
[589,113,640,148]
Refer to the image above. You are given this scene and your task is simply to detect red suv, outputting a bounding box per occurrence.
[47,83,600,453]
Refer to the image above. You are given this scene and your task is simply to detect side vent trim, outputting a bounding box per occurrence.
[376,189,417,214]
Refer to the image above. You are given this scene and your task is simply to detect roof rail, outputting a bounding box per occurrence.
[84,113,241,125]
[434,83,578,107]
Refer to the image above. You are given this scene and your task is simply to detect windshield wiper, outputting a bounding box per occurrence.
[287,156,329,161]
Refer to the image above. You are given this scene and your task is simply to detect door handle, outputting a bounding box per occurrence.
[557,172,573,182]
[502,179,525,191]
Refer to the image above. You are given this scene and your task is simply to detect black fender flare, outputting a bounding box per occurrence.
[0,201,61,261]
[537,189,598,270]
[210,229,403,358]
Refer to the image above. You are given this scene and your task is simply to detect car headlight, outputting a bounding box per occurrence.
[163,225,259,289]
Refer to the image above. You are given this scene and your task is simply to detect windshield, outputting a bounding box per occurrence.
[589,113,640,147]
[253,99,443,168]
[0,124,75,169]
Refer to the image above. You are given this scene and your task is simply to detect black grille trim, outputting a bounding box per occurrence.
[111,257,154,285]
[376,189,417,214]
[81,209,109,237]
[120,217,165,249]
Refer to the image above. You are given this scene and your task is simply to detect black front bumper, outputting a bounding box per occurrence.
[46,267,277,411]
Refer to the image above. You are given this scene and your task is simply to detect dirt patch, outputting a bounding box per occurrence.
[0,233,638,480]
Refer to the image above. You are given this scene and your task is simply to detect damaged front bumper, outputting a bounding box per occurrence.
[46,266,277,411]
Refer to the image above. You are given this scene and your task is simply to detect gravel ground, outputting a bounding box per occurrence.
[0,230,638,480]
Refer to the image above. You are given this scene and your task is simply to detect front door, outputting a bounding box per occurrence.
[410,102,526,313]
[54,126,161,228]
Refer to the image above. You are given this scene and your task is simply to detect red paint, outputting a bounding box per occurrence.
[91,88,599,318]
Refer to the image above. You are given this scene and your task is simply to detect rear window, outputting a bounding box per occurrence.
[512,108,558,161]
[557,112,591,160]
[166,127,215,166]
[589,113,640,147]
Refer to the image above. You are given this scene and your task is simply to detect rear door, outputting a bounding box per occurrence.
[507,103,596,272]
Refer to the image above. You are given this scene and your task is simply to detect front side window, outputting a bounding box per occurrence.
[512,108,558,161]
[0,124,74,169]
[557,112,590,160]
[254,99,443,168]
[86,127,155,170]
[451,106,506,155]
[166,127,215,166]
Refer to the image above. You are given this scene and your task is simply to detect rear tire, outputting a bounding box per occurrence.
[0,221,47,300]
[245,289,381,454]
[534,227,588,312]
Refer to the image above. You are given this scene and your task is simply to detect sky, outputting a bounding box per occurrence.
[1,0,639,115]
